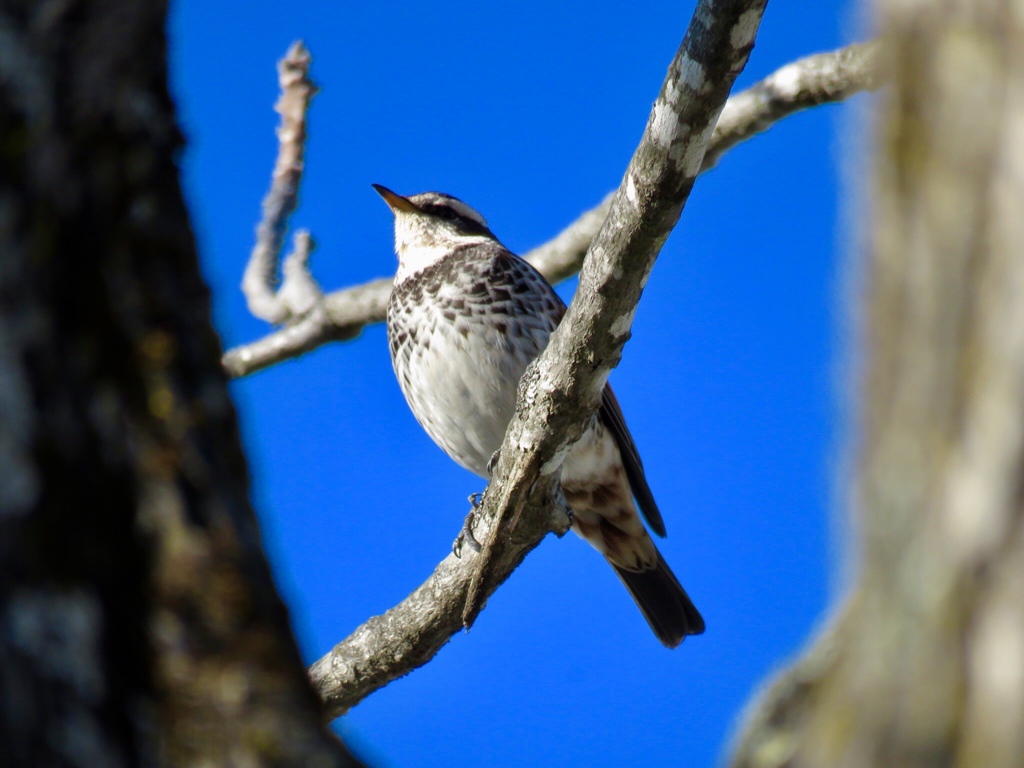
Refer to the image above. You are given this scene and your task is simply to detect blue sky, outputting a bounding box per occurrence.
[169,1,864,765]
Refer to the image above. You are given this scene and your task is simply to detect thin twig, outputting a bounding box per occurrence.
[278,230,321,316]
[240,41,319,324]
[223,40,882,378]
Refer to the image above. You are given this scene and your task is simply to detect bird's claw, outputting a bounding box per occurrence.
[554,503,574,537]
[453,495,485,558]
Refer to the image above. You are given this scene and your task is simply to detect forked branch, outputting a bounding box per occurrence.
[222,40,881,378]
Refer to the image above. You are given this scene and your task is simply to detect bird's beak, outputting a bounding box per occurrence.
[372,184,419,214]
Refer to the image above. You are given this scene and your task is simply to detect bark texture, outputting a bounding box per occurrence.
[730,1,1024,766]
[0,2,361,765]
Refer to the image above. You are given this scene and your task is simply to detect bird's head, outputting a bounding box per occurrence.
[373,185,498,278]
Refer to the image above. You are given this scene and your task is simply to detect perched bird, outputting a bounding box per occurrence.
[375,184,704,647]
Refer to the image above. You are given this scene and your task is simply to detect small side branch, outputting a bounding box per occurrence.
[223,40,882,379]
[704,40,880,169]
[240,41,322,325]
[309,0,767,719]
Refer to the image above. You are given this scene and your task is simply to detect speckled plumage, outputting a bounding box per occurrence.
[379,186,704,647]
[389,240,563,475]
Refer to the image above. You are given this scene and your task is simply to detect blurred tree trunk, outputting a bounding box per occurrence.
[732,1,1024,766]
[0,1,362,765]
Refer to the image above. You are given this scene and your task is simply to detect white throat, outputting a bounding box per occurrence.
[394,240,458,282]
[392,213,492,282]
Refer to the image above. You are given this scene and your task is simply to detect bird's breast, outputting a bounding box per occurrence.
[388,283,554,476]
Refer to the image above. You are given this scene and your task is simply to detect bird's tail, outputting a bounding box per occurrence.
[612,550,705,648]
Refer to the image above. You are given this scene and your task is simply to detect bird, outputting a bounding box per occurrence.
[374,184,705,647]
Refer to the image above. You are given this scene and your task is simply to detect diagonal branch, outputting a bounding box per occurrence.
[308,0,767,720]
[223,40,881,379]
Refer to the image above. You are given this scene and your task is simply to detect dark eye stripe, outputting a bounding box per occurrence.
[421,203,460,220]
[421,202,491,236]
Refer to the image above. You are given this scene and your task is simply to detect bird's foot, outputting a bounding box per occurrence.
[452,493,485,558]
[553,499,574,537]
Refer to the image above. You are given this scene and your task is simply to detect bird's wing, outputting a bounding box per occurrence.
[507,248,666,537]
[600,385,666,538]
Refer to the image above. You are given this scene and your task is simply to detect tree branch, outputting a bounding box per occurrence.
[309,0,767,720]
[240,41,323,324]
[222,39,881,379]
[703,40,880,170]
